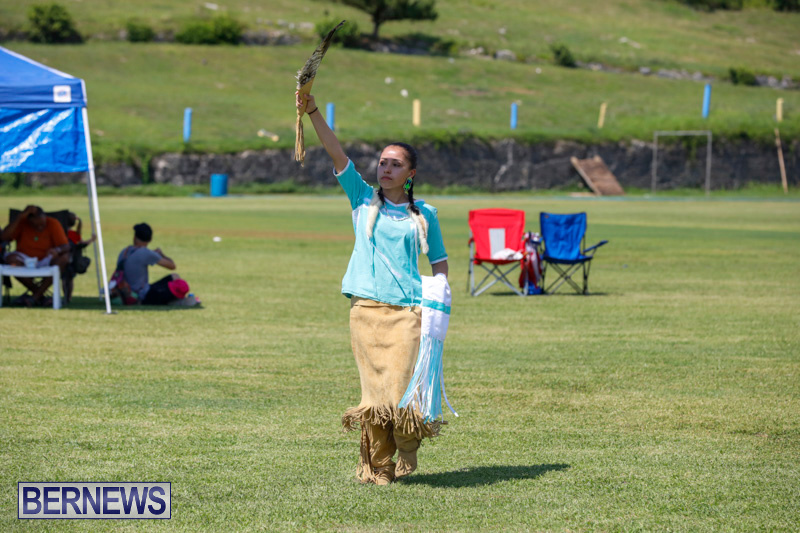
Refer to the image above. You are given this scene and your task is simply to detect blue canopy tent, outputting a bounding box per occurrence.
[0,45,111,312]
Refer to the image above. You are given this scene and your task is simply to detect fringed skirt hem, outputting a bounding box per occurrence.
[342,405,443,440]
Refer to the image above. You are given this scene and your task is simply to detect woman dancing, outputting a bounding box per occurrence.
[297,91,449,485]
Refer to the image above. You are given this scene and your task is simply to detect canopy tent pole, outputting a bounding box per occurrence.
[85,175,102,298]
[81,106,112,314]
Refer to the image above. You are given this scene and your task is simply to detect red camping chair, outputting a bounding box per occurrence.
[468,208,526,296]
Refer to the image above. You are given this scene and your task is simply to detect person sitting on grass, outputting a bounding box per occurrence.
[0,205,70,307]
[117,223,189,305]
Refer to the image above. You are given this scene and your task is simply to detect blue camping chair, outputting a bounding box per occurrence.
[539,212,608,294]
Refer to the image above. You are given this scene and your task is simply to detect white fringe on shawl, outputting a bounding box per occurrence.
[398,274,458,423]
[366,189,429,255]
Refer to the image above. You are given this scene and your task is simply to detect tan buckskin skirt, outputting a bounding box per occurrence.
[341,297,442,439]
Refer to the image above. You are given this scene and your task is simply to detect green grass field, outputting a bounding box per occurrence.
[1,194,798,531]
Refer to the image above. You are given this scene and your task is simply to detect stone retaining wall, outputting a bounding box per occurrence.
[19,138,799,191]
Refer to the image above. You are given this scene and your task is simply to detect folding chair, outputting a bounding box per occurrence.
[2,208,72,307]
[468,208,526,296]
[539,212,608,295]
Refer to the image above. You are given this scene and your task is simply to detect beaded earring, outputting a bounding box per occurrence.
[403,177,413,192]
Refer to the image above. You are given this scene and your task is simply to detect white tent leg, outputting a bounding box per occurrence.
[85,176,102,298]
[81,107,112,314]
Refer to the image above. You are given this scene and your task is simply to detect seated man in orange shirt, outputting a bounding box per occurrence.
[0,205,70,306]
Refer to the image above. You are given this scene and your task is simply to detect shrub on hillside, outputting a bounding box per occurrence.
[125,20,155,43]
[669,0,743,10]
[176,21,216,44]
[27,3,83,43]
[729,67,757,86]
[212,15,244,45]
[550,43,576,68]
[772,0,799,10]
[315,17,361,48]
[176,15,244,45]
[395,32,459,56]
[429,37,459,56]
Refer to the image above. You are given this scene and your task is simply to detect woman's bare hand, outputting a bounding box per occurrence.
[295,91,317,115]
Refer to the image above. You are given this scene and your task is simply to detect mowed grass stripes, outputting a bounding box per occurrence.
[0,194,798,531]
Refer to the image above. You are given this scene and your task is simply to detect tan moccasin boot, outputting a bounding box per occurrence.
[395,450,417,479]
[394,431,420,479]
[374,466,395,486]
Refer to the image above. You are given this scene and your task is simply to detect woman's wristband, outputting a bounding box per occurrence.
[307,107,319,115]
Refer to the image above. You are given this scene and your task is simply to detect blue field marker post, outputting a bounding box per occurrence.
[183,108,192,143]
[702,84,712,119]
[326,102,335,131]
[510,102,518,130]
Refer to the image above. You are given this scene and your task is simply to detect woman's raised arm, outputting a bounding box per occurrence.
[296,92,348,173]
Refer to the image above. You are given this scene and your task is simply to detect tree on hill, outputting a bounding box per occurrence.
[27,3,83,43]
[334,0,438,40]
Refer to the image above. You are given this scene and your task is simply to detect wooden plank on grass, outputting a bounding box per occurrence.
[571,155,625,196]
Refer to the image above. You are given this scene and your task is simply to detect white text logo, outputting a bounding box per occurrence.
[18,482,171,519]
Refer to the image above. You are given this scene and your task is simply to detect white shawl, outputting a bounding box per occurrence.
[398,273,458,422]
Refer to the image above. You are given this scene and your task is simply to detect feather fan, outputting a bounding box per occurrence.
[295,20,345,166]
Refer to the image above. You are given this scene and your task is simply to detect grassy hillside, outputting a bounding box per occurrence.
[3,0,799,79]
[1,1,799,163]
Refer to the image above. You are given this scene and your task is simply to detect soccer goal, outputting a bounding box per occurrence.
[651,130,712,195]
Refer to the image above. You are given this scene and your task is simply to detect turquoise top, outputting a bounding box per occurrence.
[336,159,447,307]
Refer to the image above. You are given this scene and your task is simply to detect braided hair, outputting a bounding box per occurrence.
[367,142,429,253]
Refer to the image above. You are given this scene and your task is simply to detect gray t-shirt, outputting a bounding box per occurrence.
[117,246,161,299]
